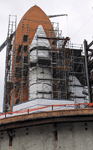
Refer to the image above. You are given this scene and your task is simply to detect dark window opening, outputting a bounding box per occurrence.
[24,45,28,52]
[24,56,28,63]
[15,99,20,104]
[23,35,28,42]
[18,45,22,53]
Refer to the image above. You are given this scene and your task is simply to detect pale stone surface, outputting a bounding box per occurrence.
[0,122,93,150]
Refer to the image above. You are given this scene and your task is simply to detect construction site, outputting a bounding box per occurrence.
[0,5,93,150]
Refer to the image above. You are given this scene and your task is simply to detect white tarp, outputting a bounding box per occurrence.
[0,98,74,118]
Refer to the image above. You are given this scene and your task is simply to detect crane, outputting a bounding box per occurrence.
[0,40,7,52]
[0,31,15,52]
[48,14,68,18]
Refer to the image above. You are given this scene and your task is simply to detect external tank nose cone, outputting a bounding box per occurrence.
[15,5,53,45]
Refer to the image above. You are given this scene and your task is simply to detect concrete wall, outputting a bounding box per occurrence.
[0,122,93,150]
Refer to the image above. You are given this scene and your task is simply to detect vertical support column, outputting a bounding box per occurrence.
[84,39,91,103]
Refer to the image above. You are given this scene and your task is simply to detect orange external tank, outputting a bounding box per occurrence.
[10,5,54,110]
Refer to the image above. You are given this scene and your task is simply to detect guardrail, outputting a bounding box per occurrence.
[0,102,93,118]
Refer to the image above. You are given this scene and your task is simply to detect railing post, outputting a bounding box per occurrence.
[52,105,53,111]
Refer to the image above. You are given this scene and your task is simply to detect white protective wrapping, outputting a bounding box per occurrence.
[29,25,52,100]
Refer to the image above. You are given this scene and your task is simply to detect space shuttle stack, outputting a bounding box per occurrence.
[29,25,52,100]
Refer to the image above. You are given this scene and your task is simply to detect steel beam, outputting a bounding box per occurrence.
[84,40,91,102]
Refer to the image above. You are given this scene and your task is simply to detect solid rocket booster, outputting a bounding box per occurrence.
[29,25,52,100]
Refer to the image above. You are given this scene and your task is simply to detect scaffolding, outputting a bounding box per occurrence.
[3,15,17,112]
[3,17,87,112]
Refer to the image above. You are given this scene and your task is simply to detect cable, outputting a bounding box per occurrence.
[66,16,69,37]
[71,14,93,39]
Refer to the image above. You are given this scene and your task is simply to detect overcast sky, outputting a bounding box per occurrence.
[0,0,93,112]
